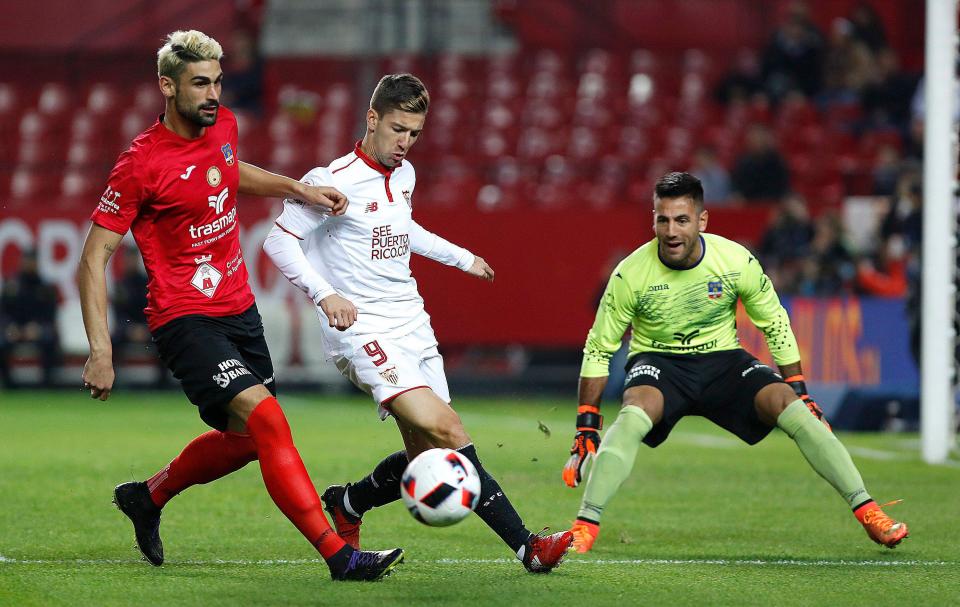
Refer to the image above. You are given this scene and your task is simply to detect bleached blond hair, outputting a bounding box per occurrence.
[157,30,223,80]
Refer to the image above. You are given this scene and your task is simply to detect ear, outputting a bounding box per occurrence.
[158,75,176,100]
[366,108,379,133]
[699,208,709,232]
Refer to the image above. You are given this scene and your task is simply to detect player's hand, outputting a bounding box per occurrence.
[786,374,831,430]
[319,293,357,331]
[562,404,603,487]
[297,184,349,216]
[466,256,494,281]
[82,352,115,401]
[563,430,600,487]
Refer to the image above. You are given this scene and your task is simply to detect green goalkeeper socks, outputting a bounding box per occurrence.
[777,399,870,508]
[577,405,653,523]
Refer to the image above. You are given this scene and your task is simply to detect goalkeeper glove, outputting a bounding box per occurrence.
[562,404,603,487]
[785,373,831,430]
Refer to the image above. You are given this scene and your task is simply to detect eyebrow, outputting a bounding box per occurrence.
[191,73,223,84]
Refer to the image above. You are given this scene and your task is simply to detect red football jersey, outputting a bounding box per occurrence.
[91,107,255,331]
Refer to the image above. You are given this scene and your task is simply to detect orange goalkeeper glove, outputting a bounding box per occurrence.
[562,404,603,487]
[785,374,831,431]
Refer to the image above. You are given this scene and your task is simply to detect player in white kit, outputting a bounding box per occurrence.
[263,74,572,573]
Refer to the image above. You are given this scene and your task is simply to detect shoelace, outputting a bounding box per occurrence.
[530,526,551,542]
[863,499,904,528]
[347,550,382,570]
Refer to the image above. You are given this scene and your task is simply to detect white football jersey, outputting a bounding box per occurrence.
[273,143,473,356]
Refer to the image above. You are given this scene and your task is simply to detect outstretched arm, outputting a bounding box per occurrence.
[408,220,493,280]
[239,161,348,215]
[77,224,124,400]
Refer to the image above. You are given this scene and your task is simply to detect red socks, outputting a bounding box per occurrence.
[147,430,258,509]
[246,396,346,559]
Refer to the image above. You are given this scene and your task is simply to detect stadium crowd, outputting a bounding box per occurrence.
[0,1,942,386]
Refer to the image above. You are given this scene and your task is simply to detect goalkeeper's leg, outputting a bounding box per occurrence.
[759,384,908,548]
[572,387,658,553]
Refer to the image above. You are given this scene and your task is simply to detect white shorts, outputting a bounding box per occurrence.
[333,322,451,420]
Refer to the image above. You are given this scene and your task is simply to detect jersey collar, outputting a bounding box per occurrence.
[658,235,706,271]
[354,140,394,176]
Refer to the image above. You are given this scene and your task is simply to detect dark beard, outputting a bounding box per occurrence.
[175,94,218,127]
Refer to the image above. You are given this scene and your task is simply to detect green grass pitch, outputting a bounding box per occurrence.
[2,390,958,606]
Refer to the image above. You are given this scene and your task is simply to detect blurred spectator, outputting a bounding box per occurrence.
[879,174,923,362]
[761,1,825,99]
[689,146,732,203]
[870,143,901,196]
[760,194,814,267]
[819,18,873,108]
[0,250,60,387]
[222,29,264,115]
[860,49,918,131]
[796,212,855,295]
[880,172,923,252]
[731,124,790,201]
[714,48,764,105]
[848,2,888,52]
[856,234,908,297]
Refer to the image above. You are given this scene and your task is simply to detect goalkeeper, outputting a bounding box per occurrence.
[563,172,909,553]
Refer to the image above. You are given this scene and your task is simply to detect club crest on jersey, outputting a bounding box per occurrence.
[707,281,723,299]
[207,166,222,187]
[191,262,222,298]
[220,142,235,166]
[402,190,412,208]
[378,366,399,385]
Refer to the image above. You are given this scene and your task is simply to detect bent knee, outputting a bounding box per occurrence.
[622,385,664,424]
[424,411,470,448]
[754,382,798,425]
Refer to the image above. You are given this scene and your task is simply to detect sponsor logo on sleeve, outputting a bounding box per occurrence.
[97,186,122,214]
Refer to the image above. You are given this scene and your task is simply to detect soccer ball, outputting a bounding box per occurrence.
[401,448,481,526]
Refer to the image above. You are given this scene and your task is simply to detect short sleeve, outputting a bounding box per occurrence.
[274,167,334,239]
[90,150,145,235]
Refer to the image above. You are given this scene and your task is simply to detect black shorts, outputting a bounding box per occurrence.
[623,349,784,447]
[152,304,276,431]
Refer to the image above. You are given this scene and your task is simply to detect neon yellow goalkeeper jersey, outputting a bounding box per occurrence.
[581,232,800,377]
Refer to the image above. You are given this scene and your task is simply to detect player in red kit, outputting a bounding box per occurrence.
[76,30,402,581]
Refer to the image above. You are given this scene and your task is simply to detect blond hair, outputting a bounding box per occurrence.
[157,30,223,80]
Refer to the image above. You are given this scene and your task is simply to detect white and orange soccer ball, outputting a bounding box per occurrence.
[401,448,481,526]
